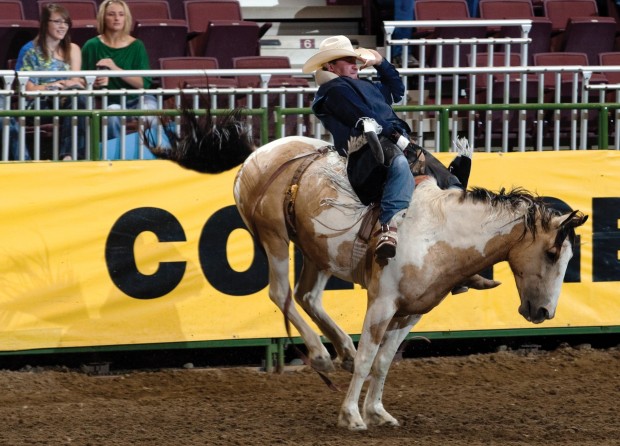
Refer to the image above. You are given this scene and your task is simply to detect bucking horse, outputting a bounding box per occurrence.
[147,109,588,431]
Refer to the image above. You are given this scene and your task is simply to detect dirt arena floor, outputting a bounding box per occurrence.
[0,343,618,446]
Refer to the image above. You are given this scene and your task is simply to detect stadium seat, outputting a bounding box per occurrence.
[133,19,189,71]
[0,0,28,20]
[197,20,261,69]
[561,16,617,65]
[126,0,173,24]
[479,0,534,19]
[414,0,471,19]
[599,52,620,84]
[184,0,242,56]
[37,0,98,20]
[544,0,599,33]
[184,0,270,57]
[495,17,552,65]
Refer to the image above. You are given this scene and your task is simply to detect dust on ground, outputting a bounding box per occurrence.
[0,344,618,446]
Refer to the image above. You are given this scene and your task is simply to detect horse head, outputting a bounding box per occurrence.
[507,209,588,323]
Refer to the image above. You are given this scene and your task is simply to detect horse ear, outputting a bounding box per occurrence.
[553,210,588,249]
[559,210,588,230]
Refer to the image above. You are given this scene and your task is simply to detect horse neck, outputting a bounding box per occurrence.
[410,188,527,278]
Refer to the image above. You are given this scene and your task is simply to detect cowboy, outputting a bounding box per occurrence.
[303,35,415,260]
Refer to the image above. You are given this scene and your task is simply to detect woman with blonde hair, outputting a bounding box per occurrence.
[81,0,157,141]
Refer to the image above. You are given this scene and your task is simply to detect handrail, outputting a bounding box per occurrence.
[4,59,620,160]
[276,101,619,151]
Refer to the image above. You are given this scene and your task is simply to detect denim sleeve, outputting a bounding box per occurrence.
[320,83,379,131]
[374,59,405,104]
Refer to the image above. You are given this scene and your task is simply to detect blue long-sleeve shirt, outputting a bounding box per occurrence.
[311,59,411,156]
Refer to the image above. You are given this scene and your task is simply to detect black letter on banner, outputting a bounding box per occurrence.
[592,198,620,282]
[542,197,581,282]
[105,207,186,299]
[199,206,269,295]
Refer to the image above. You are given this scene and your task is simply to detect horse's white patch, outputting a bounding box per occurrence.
[258,136,327,153]
[400,181,522,268]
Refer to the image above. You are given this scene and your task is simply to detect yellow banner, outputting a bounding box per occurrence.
[0,151,618,352]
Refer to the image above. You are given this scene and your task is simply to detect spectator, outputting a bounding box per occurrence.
[81,0,157,142]
[16,3,86,160]
[376,0,417,67]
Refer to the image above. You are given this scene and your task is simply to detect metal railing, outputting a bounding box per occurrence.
[3,27,620,161]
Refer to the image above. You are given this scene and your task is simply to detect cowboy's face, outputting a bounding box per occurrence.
[326,57,359,79]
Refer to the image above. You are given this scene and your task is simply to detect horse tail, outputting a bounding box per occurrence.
[147,107,255,174]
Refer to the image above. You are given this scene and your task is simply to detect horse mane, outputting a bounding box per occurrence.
[146,108,255,174]
[464,186,565,241]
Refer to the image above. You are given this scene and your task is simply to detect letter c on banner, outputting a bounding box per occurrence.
[105,207,187,299]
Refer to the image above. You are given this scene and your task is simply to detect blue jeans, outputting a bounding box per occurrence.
[380,153,415,224]
[106,95,158,140]
[60,95,87,159]
[468,0,479,17]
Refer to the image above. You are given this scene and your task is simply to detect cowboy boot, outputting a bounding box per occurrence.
[375,210,406,259]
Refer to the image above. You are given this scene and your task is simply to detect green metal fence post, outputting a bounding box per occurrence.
[439,108,450,152]
[91,111,101,160]
[598,106,609,150]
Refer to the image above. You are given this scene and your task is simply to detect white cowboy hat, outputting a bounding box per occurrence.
[302,35,374,74]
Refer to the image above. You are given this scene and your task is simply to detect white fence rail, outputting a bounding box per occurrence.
[2,19,620,161]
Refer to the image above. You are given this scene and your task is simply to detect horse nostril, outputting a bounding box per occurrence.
[536,307,550,321]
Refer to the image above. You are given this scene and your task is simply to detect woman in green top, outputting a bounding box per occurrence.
[81,0,157,140]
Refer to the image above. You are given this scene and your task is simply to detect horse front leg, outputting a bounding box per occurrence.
[338,298,396,431]
[294,258,356,373]
[267,253,329,371]
[362,314,422,427]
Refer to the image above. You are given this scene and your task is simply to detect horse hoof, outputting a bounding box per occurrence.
[451,285,469,295]
[465,274,502,290]
[340,358,354,374]
[368,415,400,427]
[337,417,367,431]
[364,408,400,427]
[310,357,335,373]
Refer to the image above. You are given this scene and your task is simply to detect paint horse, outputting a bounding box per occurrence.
[148,110,588,431]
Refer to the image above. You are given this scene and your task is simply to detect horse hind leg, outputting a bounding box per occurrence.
[294,257,356,373]
[265,247,331,373]
[362,314,421,428]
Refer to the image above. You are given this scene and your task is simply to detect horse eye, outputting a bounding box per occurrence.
[545,248,558,263]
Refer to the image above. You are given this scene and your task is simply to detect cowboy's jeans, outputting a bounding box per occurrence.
[380,153,414,224]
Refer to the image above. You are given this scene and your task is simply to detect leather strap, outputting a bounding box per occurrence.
[283,147,329,239]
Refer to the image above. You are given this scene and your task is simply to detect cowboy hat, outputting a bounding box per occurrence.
[302,35,374,74]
